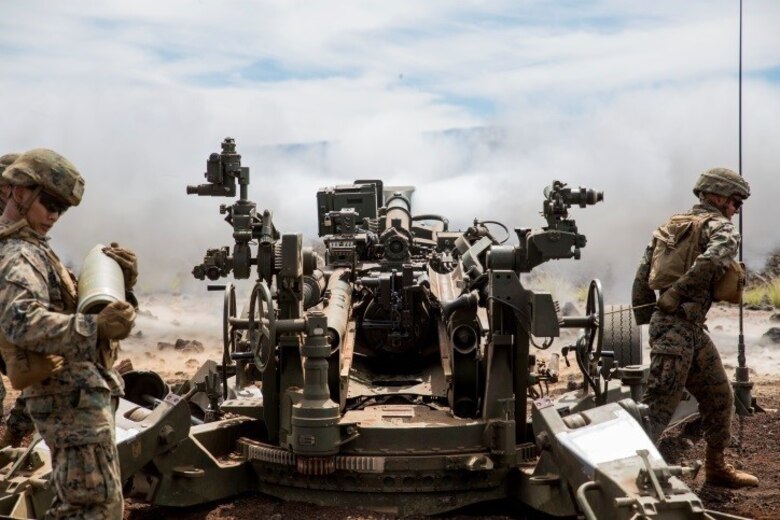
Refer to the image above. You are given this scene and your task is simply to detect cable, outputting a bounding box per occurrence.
[477,220,510,244]
[603,302,655,315]
[412,214,449,231]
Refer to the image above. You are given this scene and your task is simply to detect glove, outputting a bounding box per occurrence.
[97,301,136,340]
[657,287,682,314]
[113,358,134,375]
[103,242,138,290]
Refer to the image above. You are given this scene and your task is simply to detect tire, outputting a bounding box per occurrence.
[602,304,642,367]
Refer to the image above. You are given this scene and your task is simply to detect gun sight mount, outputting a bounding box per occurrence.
[186,137,250,199]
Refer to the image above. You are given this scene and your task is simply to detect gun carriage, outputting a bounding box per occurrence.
[0,138,737,520]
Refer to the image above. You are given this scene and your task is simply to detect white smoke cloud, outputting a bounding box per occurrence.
[0,0,778,304]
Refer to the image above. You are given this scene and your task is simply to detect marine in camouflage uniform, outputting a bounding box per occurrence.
[0,153,17,411]
[0,149,138,518]
[0,152,37,448]
[0,152,18,213]
[633,167,758,488]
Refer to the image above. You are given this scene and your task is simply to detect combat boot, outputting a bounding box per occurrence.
[0,428,23,450]
[705,447,759,488]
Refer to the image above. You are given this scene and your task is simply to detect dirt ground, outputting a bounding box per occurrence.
[657,378,780,520]
[2,294,778,520]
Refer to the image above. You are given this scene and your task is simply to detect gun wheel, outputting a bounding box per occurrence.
[602,304,642,367]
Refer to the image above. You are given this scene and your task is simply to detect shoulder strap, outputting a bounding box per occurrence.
[45,248,78,304]
[686,213,718,266]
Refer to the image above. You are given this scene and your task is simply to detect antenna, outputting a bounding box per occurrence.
[733,0,754,417]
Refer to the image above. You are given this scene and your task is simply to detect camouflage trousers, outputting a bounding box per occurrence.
[642,312,733,450]
[26,389,122,520]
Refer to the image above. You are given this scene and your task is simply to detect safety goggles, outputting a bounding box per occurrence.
[729,197,743,210]
[37,190,70,215]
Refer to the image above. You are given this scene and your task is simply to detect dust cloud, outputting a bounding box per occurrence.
[19,77,776,307]
[2,2,779,303]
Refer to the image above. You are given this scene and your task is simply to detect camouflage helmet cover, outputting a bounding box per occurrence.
[1,148,85,206]
[693,167,750,199]
[0,153,20,186]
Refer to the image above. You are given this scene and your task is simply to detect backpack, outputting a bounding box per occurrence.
[648,213,715,290]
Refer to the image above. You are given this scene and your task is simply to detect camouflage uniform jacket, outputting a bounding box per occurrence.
[0,217,123,399]
[633,201,739,325]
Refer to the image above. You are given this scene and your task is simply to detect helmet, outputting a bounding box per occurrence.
[0,153,19,185]
[692,167,750,199]
[1,149,85,206]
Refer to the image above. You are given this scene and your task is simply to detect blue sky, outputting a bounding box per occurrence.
[0,1,779,295]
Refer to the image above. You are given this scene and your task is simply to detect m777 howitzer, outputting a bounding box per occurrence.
[0,137,741,520]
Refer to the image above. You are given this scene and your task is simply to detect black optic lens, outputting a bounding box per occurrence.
[38,191,69,214]
[731,197,743,210]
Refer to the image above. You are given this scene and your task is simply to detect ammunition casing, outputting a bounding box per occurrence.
[77,244,126,314]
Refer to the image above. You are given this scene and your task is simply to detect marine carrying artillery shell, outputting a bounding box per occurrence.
[77,244,126,314]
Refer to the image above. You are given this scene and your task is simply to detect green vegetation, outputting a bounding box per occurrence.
[743,278,780,308]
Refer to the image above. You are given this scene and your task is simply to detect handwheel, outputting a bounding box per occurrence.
[584,279,604,363]
[248,281,277,372]
[477,220,510,244]
[574,279,605,403]
[221,283,237,399]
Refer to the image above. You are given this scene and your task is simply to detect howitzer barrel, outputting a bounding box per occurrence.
[323,269,352,350]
